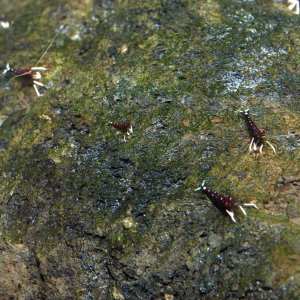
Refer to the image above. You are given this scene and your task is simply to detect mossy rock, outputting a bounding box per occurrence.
[0,0,299,299]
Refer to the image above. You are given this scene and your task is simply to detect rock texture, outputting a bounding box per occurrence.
[0,0,299,299]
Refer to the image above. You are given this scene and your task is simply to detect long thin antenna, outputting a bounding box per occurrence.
[7,25,62,82]
[8,69,30,83]
[34,25,62,67]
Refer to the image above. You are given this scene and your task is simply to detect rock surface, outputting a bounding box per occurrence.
[0,0,299,299]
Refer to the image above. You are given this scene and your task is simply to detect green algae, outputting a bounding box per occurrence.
[0,0,299,298]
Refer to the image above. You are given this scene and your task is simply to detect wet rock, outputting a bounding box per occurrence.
[0,0,299,299]
[0,243,42,299]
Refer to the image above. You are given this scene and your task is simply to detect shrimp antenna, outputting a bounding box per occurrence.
[34,25,63,67]
[8,25,63,82]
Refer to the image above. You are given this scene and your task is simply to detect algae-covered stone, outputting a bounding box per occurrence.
[0,0,299,299]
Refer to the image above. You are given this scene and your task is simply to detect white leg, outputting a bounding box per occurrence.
[31,67,47,71]
[259,144,263,154]
[249,138,254,152]
[129,125,133,134]
[243,203,258,209]
[123,135,127,142]
[254,142,259,153]
[33,80,45,87]
[3,63,10,74]
[226,210,237,223]
[1,21,9,29]
[288,1,300,14]
[33,85,41,97]
[33,72,42,80]
[239,205,247,216]
[266,141,276,154]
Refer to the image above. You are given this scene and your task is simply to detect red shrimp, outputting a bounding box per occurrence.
[195,180,257,223]
[110,121,133,142]
[3,64,46,97]
[240,109,276,154]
